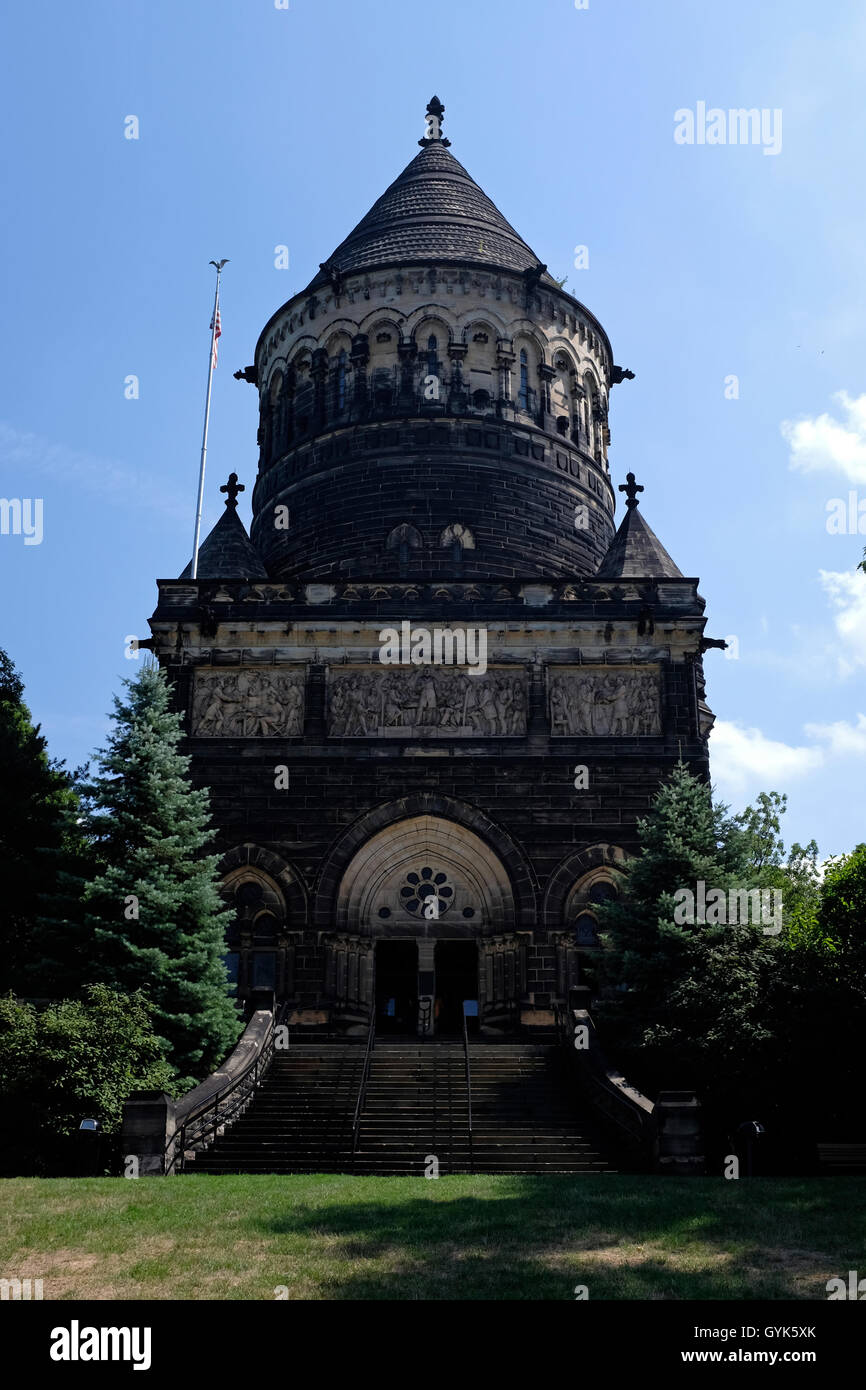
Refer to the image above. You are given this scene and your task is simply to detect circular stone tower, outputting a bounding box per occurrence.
[249,96,632,583]
[155,95,715,1042]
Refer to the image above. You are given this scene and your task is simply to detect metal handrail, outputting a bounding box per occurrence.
[462,1006,474,1174]
[351,1008,376,1162]
[553,1001,569,1047]
[165,1004,286,1174]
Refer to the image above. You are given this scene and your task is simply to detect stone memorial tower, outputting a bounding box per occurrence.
[146,97,718,1036]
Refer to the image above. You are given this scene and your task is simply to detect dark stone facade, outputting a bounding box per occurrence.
[251,417,616,582]
[149,109,717,1035]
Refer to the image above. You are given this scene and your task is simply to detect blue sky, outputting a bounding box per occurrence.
[1,0,864,856]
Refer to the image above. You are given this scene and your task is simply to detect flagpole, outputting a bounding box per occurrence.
[191,258,228,580]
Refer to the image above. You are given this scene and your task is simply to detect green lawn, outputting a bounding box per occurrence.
[1,1174,863,1300]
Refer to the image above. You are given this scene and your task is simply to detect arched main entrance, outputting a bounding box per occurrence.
[328,812,524,1035]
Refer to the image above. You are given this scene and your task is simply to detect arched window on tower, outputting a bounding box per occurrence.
[294,358,313,437]
[386,522,422,575]
[572,384,585,444]
[440,522,476,570]
[426,334,438,375]
[553,354,572,434]
[583,373,598,455]
[335,348,347,414]
[518,349,529,411]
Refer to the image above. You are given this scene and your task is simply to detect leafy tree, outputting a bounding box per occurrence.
[780,839,823,922]
[809,844,866,1055]
[594,762,756,1072]
[816,843,866,984]
[593,768,783,1131]
[0,648,87,995]
[733,790,821,923]
[81,665,239,1081]
[769,845,866,1138]
[0,984,175,1175]
[594,766,860,1162]
[733,790,787,871]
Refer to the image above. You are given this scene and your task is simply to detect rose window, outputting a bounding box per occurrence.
[399,867,454,918]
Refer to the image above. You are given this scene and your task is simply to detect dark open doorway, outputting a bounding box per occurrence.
[435,941,479,1035]
[375,941,418,1034]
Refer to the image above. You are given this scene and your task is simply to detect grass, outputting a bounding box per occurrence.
[1,1174,863,1301]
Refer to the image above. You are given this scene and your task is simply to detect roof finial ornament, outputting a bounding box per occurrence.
[419,94,451,147]
[220,472,245,509]
[619,472,644,509]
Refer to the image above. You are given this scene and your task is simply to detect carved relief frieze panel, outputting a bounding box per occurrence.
[191,667,305,737]
[326,666,528,737]
[546,665,661,736]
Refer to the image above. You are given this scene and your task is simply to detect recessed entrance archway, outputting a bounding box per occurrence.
[324,809,523,1033]
[335,813,516,935]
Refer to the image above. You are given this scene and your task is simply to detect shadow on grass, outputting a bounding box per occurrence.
[246,1176,860,1300]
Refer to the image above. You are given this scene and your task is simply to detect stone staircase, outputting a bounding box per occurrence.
[189,1041,364,1175]
[188,1038,613,1176]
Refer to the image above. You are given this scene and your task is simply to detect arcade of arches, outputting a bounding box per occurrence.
[219,820,624,1037]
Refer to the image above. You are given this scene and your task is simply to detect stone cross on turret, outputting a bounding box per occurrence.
[220,473,245,509]
[619,472,644,509]
[419,94,451,147]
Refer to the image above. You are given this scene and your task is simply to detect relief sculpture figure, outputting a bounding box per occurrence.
[327,668,527,736]
[547,670,661,736]
[192,669,305,737]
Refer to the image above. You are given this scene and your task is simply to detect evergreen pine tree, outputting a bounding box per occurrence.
[0,648,85,995]
[28,763,94,997]
[594,762,780,1107]
[82,664,240,1080]
[596,764,745,1032]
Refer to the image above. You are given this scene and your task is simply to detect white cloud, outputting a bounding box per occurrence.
[710,720,824,798]
[711,711,866,803]
[818,568,866,674]
[741,571,866,685]
[781,390,866,484]
[804,712,866,757]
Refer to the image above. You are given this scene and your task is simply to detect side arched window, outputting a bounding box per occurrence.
[575,913,600,946]
[518,349,529,411]
[335,349,347,413]
[386,522,422,573]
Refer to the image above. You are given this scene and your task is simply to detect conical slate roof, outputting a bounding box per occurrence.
[595,501,684,580]
[307,140,555,290]
[180,498,268,580]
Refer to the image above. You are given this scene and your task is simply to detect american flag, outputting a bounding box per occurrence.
[210,306,222,369]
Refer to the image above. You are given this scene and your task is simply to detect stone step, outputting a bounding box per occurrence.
[183,1039,613,1176]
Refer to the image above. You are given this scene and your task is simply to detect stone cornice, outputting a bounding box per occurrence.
[151,575,705,618]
